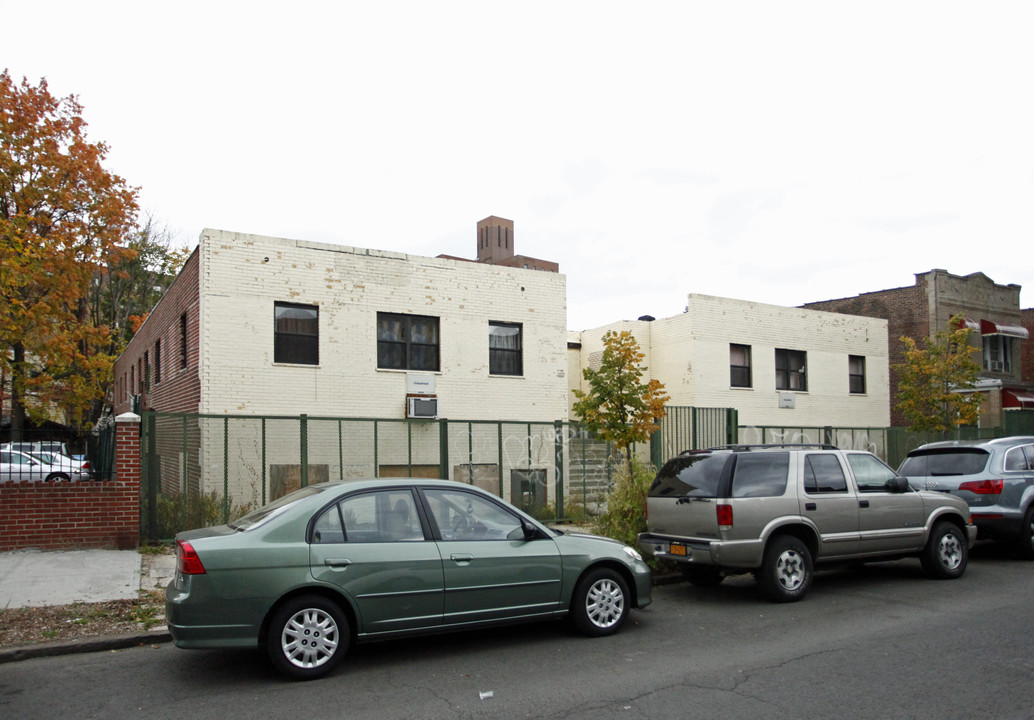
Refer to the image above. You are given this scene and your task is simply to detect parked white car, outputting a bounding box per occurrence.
[0,449,74,482]
[29,451,91,481]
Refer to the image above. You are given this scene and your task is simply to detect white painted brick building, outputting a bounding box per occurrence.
[118,228,568,422]
[569,294,890,429]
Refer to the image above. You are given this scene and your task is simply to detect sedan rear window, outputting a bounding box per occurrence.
[899,449,990,477]
[650,453,729,498]
[229,486,326,531]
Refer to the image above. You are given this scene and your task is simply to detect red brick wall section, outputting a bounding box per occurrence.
[0,413,141,551]
[113,246,202,415]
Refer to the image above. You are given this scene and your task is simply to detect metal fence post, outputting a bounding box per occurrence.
[439,418,449,480]
[300,414,309,487]
[553,420,564,521]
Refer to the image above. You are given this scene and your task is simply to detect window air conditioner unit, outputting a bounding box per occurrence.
[407,395,438,419]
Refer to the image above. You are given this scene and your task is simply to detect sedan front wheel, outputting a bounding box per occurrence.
[571,567,629,637]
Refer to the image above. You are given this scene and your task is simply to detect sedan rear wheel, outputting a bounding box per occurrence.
[267,595,350,680]
[571,567,629,637]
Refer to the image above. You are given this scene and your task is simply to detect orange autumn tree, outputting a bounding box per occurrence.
[572,330,669,477]
[1,70,139,438]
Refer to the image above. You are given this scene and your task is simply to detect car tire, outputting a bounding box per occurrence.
[267,595,350,680]
[1016,506,1034,561]
[921,521,968,579]
[570,567,629,637]
[759,535,812,603]
[44,472,70,482]
[680,565,724,587]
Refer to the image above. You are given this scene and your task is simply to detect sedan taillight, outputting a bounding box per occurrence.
[177,540,206,575]
[958,478,1004,495]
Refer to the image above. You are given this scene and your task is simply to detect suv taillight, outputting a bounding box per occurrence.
[717,504,733,528]
[177,540,206,575]
[958,478,1004,495]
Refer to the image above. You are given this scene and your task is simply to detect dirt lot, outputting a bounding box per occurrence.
[0,590,166,647]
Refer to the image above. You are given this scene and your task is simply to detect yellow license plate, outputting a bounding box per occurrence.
[669,543,687,556]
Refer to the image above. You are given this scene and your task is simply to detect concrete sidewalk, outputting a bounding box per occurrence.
[0,549,176,609]
[0,548,177,663]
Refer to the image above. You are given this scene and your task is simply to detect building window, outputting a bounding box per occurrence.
[154,339,161,384]
[848,355,866,394]
[775,349,807,391]
[180,313,188,368]
[274,302,319,365]
[143,351,150,391]
[489,322,523,376]
[730,344,752,388]
[983,335,1013,373]
[377,313,440,371]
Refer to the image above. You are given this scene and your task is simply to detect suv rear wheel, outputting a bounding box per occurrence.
[759,536,813,603]
[680,565,724,587]
[1017,506,1034,561]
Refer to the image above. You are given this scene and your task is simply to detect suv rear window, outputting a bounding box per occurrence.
[650,453,730,498]
[899,449,989,477]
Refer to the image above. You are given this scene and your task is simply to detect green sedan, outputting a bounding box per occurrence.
[166,478,652,680]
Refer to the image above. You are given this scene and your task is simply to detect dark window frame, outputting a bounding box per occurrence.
[848,355,866,394]
[180,312,188,368]
[274,302,320,366]
[775,348,807,391]
[377,312,440,371]
[489,321,523,376]
[730,343,752,388]
[154,338,162,384]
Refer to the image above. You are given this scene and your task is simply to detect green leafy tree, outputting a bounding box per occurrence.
[572,330,669,476]
[894,315,983,432]
[1,70,139,436]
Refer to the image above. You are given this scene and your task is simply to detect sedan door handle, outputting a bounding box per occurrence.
[324,558,352,568]
[450,553,474,565]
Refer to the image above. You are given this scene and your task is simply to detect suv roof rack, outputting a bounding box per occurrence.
[679,443,838,455]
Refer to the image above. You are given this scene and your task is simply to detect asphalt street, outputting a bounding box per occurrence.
[2,543,1032,720]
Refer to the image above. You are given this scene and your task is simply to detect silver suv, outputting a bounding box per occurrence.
[899,436,1034,559]
[638,445,976,602]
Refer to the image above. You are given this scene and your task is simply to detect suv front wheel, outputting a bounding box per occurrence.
[758,535,813,603]
[921,521,968,579]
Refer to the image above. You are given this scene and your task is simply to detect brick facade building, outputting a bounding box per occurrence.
[803,269,1031,427]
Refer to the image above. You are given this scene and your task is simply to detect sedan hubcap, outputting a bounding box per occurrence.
[776,550,805,590]
[281,608,339,669]
[938,534,962,570]
[585,578,624,629]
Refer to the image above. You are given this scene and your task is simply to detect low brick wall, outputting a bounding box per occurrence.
[0,413,141,552]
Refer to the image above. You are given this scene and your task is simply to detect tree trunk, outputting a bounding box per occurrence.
[10,341,26,442]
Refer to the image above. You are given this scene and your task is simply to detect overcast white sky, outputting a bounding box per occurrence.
[5,1,1033,329]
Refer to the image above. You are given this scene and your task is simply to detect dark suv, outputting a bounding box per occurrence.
[639,445,976,602]
[899,436,1034,559]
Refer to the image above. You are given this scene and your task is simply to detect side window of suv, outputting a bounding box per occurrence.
[1004,446,1031,471]
[730,453,789,498]
[848,453,898,492]
[804,454,847,493]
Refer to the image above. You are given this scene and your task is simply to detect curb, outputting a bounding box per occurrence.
[0,629,172,664]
